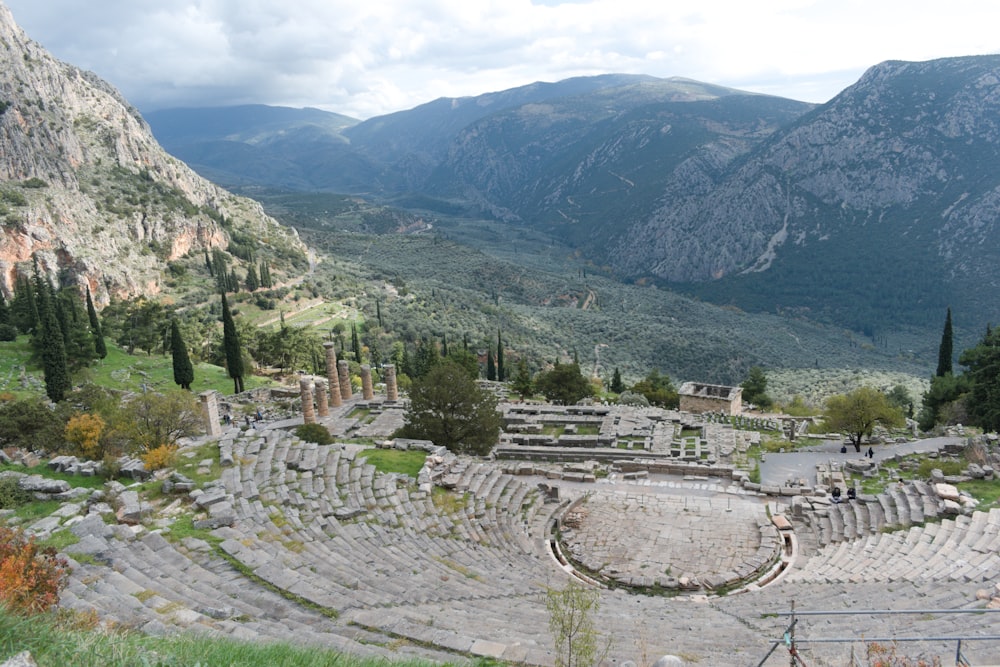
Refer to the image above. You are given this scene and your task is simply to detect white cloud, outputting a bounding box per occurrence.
[4,0,999,118]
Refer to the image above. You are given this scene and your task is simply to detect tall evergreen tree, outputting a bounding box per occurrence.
[85,287,107,359]
[0,291,9,327]
[10,274,38,333]
[610,367,624,394]
[204,249,213,276]
[486,348,496,381]
[441,333,449,358]
[351,322,362,363]
[496,330,505,381]
[936,307,954,377]
[376,300,383,328]
[171,320,195,390]
[245,264,260,292]
[221,293,244,393]
[38,288,69,402]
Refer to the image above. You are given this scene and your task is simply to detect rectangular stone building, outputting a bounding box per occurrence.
[678,382,742,415]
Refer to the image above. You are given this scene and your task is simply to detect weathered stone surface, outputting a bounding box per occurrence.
[0,651,37,667]
[18,475,69,494]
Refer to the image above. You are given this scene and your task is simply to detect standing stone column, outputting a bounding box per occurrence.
[315,379,329,417]
[337,359,353,400]
[324,342,342,407]
[384,364,398,401]
[361,364,374,400]
[200,391,221,437]
[299,377,316,424]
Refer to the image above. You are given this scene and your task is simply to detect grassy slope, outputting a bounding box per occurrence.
[0,336,272,398]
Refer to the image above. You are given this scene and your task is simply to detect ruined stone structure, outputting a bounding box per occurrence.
[323,343,343,407]
[337,360,353,400]
[361,365,374,400]
[199,391,221,437]
[384,363,398,401]
[315,379,329,418]
[299,377,316,424]
[678,382,742,415]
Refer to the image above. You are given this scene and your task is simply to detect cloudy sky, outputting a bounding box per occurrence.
[4,0,998,120]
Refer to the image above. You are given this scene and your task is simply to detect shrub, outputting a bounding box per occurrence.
[0,324,17,342]
[64,413,106,459]
[0,476,31,509]
[294,423,333,445]
[141,444,178,471]
[0,526,69,614]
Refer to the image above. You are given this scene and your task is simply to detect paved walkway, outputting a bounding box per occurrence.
[759,435,963,486]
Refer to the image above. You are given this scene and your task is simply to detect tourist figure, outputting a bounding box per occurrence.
[840,444,847,454]
[832,486,842,503]
[255,408,263,422]
[245,415,251,428]
[847,487,856,501]
[867,446,874,459]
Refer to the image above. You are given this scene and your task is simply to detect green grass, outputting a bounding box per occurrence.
[0,607,437,667]
[83,343,273,396]
[0,335,37,398]
[0,336,274,399]
[957,479,1000,507]
[0,463,107,491]
[358,448,427,478]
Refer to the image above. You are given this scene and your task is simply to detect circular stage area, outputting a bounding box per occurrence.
[558,489,781,592]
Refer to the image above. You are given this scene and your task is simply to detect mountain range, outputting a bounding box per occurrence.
[146,56,1000,337]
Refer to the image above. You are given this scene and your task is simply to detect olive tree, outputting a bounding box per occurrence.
[824,386,904,452]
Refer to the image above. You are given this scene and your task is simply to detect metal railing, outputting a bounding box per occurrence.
[756,604,1000,667]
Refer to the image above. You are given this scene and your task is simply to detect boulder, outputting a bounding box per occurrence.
[934,483,961,501]
[18,475,69,495]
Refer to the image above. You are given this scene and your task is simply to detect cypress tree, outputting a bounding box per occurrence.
[936,307,954,377]
[39,288,69,402]
[376,300,383,328]
[171,320,194,390]
[85,287,107,359]
[441,334,449,358]
[245,264,260,292]
[0,291,9,327]
[610,367,624,394]
[205,249,213,276]
[496,330,504,381]
[486,348,496,381]
[221,293,244,393]
[228,268,240,293]
[352,323,362,363]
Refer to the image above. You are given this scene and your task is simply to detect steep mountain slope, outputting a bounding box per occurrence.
[610,56,1000,331]
[423,82,811,248]
[0,5,304,304]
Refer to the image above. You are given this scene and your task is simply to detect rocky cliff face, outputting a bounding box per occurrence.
[611,56,1000,285]
[0,4,303,304]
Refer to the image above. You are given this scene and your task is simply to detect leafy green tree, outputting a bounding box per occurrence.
[221,293,244,393]
[740,366,772,409]
[170,320,194,390]
[885,384,914,419]
[106,390,203,453]
[936,307,953,377]
[630,369,679,408]
[512,359,534,399]
[398,362,501,455]
[609,367,624,394]
[412,338,439,378]
[824,387,905,452]
[0,397,71,451]
[445,346,480,380]
[85,287,107,359]
[535,361,593,405]
[958,325,1000,431]
[546,582,606,667]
